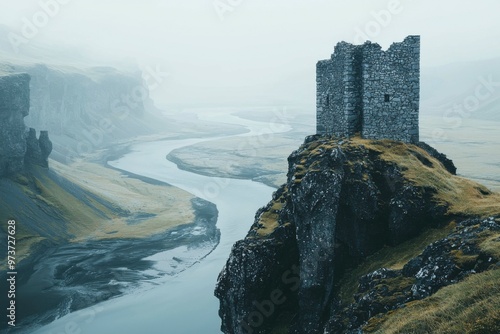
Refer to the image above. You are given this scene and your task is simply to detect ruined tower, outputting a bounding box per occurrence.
[316,35,420,143]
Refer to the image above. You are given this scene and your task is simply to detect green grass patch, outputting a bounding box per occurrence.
[347,137,500,217]
[254,188,288,237]
[337,221,455,305]
[364,268,500,334]
[450,249,479,268]
[477,230,500,259]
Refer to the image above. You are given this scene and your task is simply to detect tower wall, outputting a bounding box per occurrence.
[361,36,420,142]
[316,43,363,137]
[316,35,420,143]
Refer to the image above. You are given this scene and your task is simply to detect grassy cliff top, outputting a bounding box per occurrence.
[346,137,500,217]
[305,136,500,217]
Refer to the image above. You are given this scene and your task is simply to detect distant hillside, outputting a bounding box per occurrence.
[421,58,500,122]
[0,165,124,261]
[0,60,168,163]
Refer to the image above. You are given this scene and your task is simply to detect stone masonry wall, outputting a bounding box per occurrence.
[361,36,420,142]
[316,35,420,143]
[316,56,343,135]
[317,42,363,137]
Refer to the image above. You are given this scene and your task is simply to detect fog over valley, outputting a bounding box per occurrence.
[1,1,500,334]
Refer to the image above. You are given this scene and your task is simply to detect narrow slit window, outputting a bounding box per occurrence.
[384,94,390,102]
[326,95,330,106]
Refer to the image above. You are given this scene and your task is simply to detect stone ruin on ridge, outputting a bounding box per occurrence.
[316,35,420,143]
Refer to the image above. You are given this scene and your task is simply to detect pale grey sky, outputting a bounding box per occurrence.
[1,0,500,107]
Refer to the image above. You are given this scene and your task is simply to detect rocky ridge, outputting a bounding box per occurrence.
[215,135,500,334]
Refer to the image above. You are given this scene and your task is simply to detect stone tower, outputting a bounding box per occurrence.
[316,35,420,143]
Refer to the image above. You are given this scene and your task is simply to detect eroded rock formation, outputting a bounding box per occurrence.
[25,128,53,167]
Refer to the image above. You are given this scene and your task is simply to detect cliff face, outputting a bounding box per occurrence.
[0,73,52,176]
[215,136,500,334]
[0,73,30,175]
[24,64,147,132]
[1,63,166,162]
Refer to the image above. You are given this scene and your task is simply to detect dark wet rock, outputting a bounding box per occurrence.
[25,128,43,165]
[39,130,53,164]
[215,221,299,334]
[215,135,499,334]
[404,217,499,298]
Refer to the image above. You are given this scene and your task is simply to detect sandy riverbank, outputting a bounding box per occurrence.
[51,157,198,241]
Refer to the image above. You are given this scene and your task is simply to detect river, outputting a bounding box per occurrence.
[31,112,291,334]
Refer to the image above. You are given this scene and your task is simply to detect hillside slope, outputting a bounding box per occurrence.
[215,136,500,334]
[0,160,211,267]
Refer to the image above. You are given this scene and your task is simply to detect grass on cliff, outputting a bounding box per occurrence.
[363,267,500,334]
[337,217,500,332]
[254,188,288,237]
[337,221,456,305]
[348,137,500,217]
[338,221,500,334]
[264,135,500,245]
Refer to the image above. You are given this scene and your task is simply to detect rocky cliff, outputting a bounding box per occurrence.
[215,136,500,334]
[0,62,166,162]
[0,73,30,175]
[0,73,52,176]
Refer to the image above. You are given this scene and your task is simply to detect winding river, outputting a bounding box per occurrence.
[32,112,291,334]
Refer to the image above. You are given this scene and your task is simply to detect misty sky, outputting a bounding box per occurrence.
[1,0,500,107]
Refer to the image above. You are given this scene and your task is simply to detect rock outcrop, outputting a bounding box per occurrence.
[25,128,53,167]
[0,73,52,176]
[215,135,500,334]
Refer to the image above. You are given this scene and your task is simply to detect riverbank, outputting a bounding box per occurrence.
[51,157,198,240]
[1,138,223,333]
[165,110,313,188]
[166,134,297,188]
